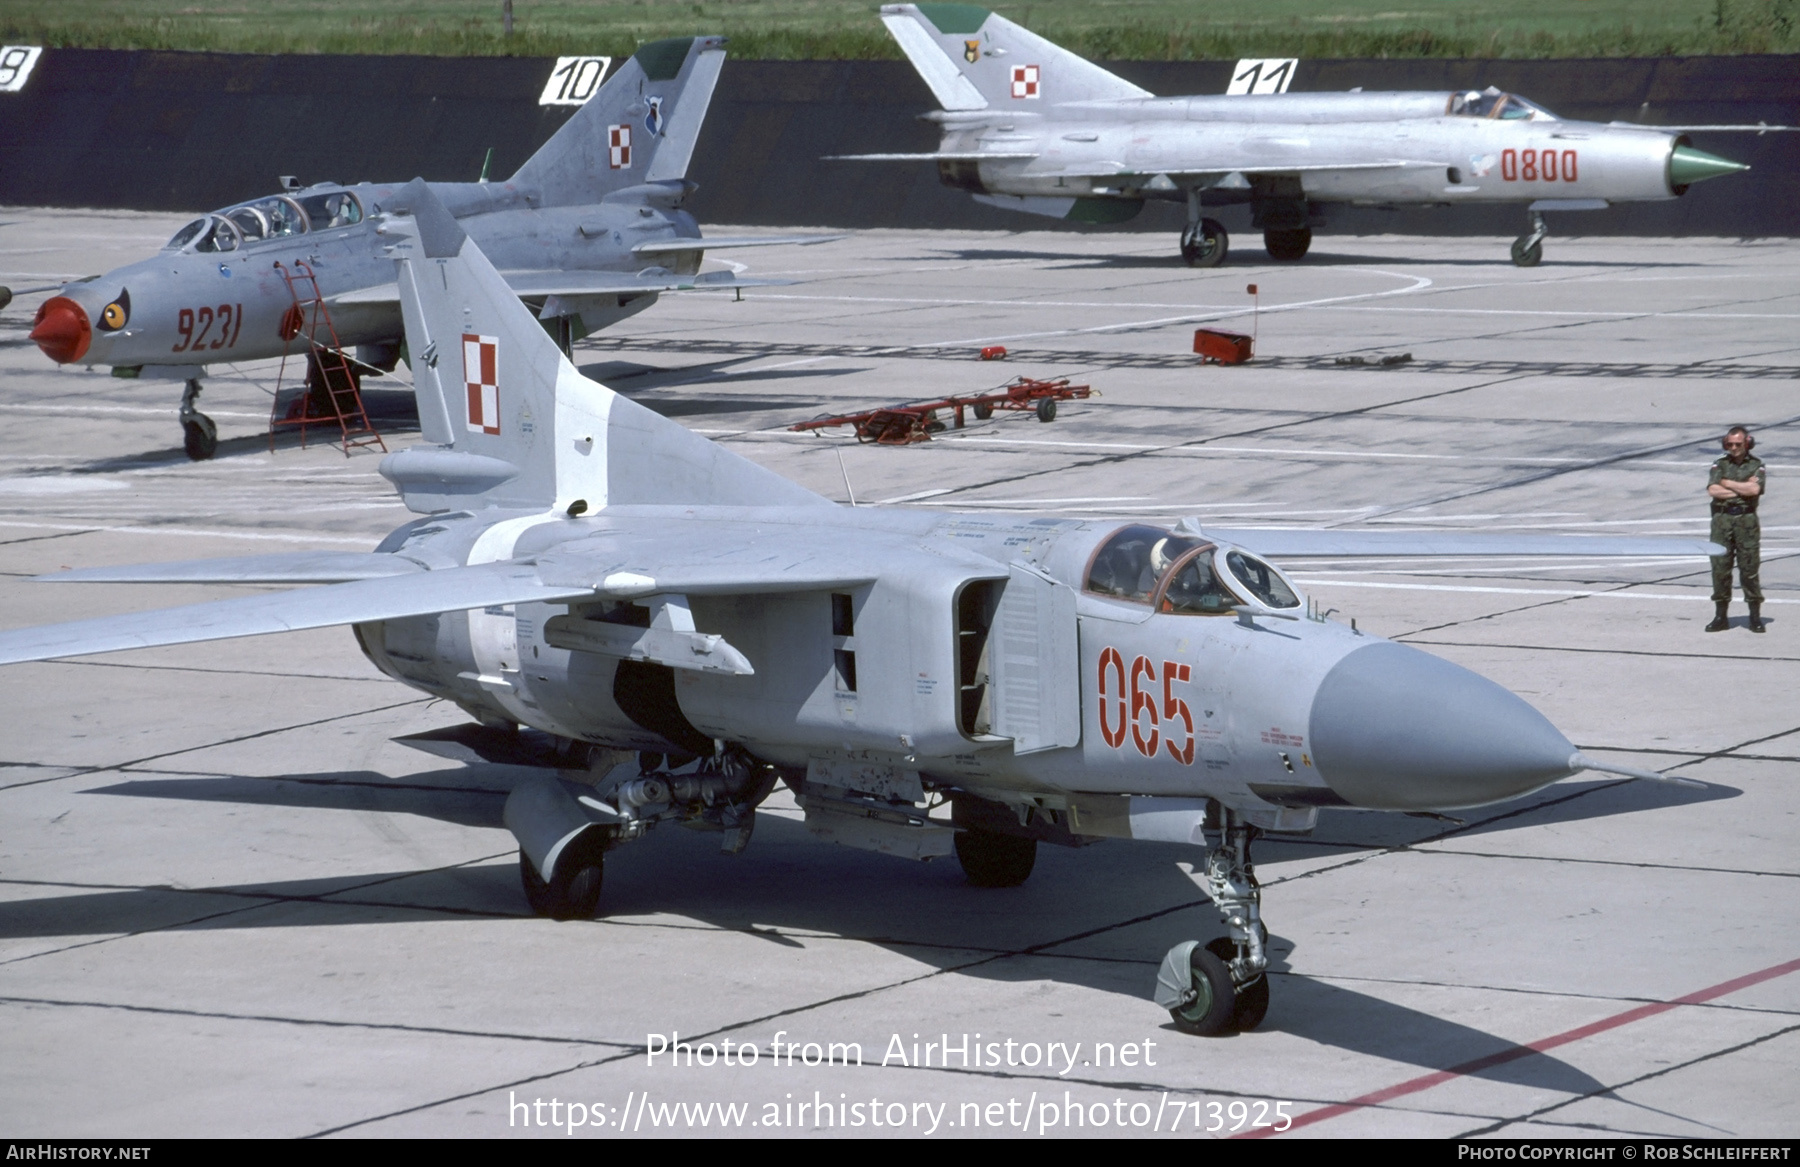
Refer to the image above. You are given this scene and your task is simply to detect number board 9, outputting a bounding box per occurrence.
[0,46,43,94]
[539,56,612,106]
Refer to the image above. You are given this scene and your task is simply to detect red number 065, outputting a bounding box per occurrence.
[1097,648,1194,764]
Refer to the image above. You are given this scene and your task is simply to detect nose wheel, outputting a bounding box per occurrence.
[178,379,218,461]
[1180,218,1229,268]
[1154,808,1270,1035]
[1511,211,1548,267]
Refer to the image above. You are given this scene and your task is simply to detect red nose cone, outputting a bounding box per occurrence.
[31,297,92,364]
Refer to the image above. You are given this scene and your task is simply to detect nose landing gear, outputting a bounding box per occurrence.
[178,378,218,461]
[1154,808,1269,1035]
[1180,218,1229,268]
[1511,210,1548,267]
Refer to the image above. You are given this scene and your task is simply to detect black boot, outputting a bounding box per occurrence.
[1748,602,1765,633]
[1706,602,1730,632]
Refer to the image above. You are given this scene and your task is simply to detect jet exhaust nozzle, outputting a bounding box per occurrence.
[1308,641,1578,811]
[30,296,92,364]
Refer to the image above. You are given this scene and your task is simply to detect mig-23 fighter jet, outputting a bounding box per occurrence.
[842,4,1760,269]
[25,35,833,461]
[0,181,1719,1036]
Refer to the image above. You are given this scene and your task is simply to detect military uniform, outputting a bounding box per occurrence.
[1709,452,1765,627]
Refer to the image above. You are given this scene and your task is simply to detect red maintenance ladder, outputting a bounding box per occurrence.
[268,260,386,456]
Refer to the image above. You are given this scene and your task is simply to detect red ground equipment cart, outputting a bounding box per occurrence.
[789,376,1094,445]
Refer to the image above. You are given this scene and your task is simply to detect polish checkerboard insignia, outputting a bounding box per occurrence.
[1011,65,1039,99]
[608,124,632,169]
[964,39,980,64]
[463,333,500,435]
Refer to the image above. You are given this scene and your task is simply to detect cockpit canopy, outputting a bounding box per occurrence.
[163,190,363,253]
[1448,87,1558,122]
[1084,524,1303,615]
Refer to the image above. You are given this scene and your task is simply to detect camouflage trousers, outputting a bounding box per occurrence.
[1710,511,1762,604]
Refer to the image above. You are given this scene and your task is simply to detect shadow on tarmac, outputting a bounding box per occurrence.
[1,762,1734,1094]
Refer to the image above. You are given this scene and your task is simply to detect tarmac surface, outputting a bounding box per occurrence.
[0,209,1796,1139]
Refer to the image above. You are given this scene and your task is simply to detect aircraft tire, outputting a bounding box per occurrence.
[182,416,218,462]
[1169,944,1238,1036]
[955,829,1037,887]
[1181,219,1229,268]
[1036,398,1057,423]
[1206,938,1270,1032]
[519,849,606,921]
[1511,236,1544,267]
[1264,227,1312,262]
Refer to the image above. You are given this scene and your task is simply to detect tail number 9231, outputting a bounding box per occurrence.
[1097,646,1195,764]
[172,304,245,353]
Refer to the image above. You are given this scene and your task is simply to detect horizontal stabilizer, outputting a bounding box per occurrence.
[631,234,844,254]
[827,152,1039,162]
[1179,524,1724,559]
[38,552,424,585]
[333,268,794,308]
[0,562,593,666]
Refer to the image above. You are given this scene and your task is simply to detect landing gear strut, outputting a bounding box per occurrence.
[178,378,218,461]
[1511,210,1547,267]
[1154,807,1270,1035]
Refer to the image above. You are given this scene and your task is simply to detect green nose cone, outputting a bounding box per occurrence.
[1669,144,1749,189]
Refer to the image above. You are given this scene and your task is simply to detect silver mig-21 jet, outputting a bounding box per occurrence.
[24,36,832,461]
[0,182,1717,1035]
[843,4,1760,269]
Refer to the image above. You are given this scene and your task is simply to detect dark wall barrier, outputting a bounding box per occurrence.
[1,48,1794,238]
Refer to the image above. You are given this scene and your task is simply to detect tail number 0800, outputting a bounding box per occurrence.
[1097,647,1194,764]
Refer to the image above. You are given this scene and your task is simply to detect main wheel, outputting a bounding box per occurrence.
[1510,236,1543,267]
[519,848,605,921]
[1264,227,1312,261]
[1169,944,1238,1035]
[182,415,218,461]
[1035,398,1057,423]
[955,829,1037,887]
[1206,938,1269,1031]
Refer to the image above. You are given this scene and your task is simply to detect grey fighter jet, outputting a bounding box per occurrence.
[24,36,832,461]
[841,4,1759,268]
[0,182,1719,1036]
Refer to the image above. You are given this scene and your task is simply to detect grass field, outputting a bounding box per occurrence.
[1,0,1795,59]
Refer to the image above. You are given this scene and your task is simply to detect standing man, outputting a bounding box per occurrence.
[1707,426,1766,632]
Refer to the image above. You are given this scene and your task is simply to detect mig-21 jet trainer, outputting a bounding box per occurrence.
[844,4,1758,268]
[0,182,1719,1036]
[25,36,833,461]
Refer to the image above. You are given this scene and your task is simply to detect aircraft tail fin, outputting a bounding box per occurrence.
[508,36,726,204]
[879,4,1150,111]
[379,180,827,516]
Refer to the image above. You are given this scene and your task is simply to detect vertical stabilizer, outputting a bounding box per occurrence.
[379,180,828,515]
[508,36,727,205]
[880,4,1150,109]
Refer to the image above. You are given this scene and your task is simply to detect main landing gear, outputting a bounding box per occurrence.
[1263,227,1312,262]
[1155,807,1270,1036]
[178,378,218,461]
[1511,210,1548,267]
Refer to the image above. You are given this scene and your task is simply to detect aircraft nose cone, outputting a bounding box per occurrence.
[30,296,92,364]
[1309,641,1576,811]
[1669,144,1749,190]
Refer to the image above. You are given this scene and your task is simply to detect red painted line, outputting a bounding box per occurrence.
[1237,956,1800,1138]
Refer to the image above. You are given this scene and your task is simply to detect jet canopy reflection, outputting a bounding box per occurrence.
[1083,524,1305,616]
[1448,87,1559,121]
[163,190,365,253]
